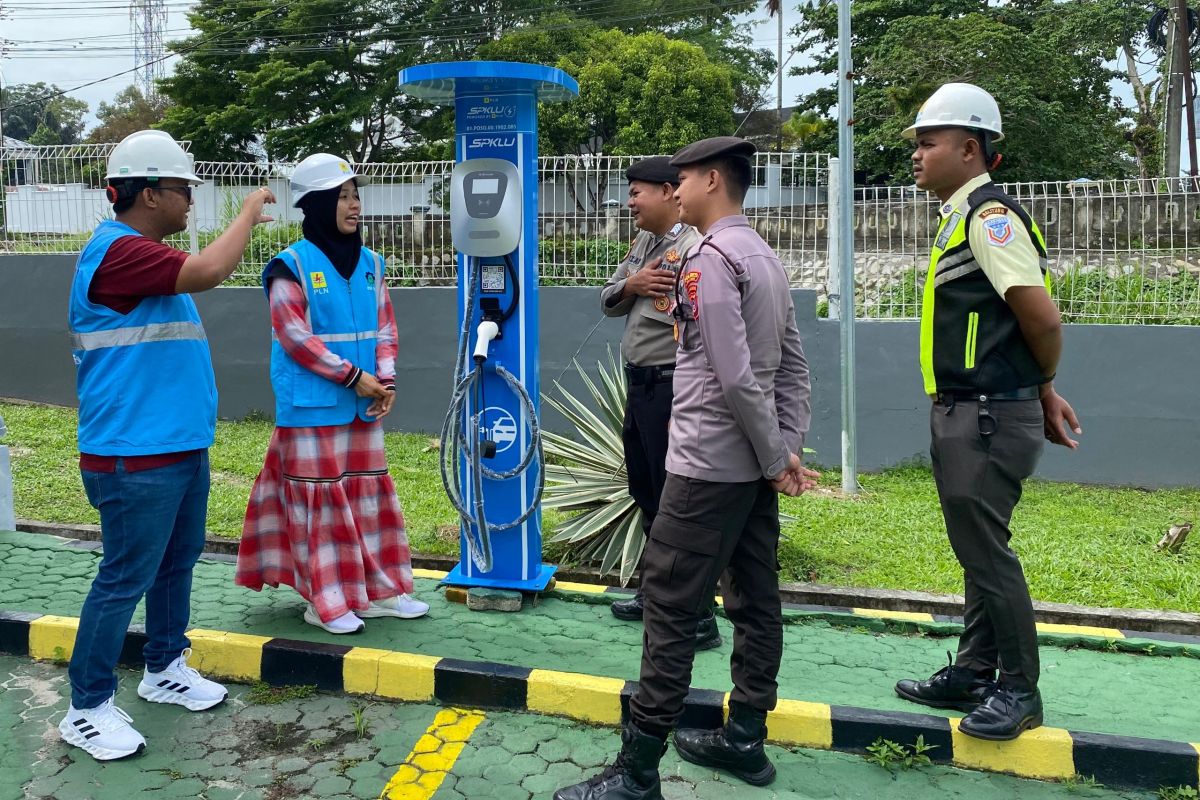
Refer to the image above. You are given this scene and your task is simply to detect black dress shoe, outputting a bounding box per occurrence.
[554,722,666,800]
[895,653,995,712]
[674,700,776,786]
[958,685,1043,741]
[695,610,722,651]
[610,594,645,621]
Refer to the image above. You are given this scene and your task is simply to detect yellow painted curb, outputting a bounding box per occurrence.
[27,615,79,662]
[1035,623,1124,639]
[852,608,935,622]
[768,698,835,749]
[186,629,271,681]
[527,669,625,725]
[374,650,439,703]
[550,580,609,595]
[949,719,1075,780]
[412,568,449,581]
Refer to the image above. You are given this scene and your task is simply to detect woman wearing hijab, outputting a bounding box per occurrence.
[235,153,428,634]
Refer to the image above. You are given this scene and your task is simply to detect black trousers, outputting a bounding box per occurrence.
[622,374,674,538]
[629,473,782,735]
[930,397,1045,690]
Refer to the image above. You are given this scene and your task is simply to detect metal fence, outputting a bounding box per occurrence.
[3,142,1200,323]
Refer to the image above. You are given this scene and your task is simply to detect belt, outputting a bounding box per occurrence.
[935,386,1040,405]
[625,362,675,386]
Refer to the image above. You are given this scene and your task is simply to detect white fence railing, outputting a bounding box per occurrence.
[3,142,1199,323]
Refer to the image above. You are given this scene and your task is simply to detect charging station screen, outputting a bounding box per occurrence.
[472,178,500,194]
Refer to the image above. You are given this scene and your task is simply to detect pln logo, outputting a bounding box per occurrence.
[480,406,518,454]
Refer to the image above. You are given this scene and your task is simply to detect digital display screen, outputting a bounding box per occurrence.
[472,178,500,195]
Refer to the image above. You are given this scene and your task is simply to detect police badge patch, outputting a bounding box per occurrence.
[682,270,701,319]
[983,216,1014,247]
[664,248,681,266]
[654,295,671,313]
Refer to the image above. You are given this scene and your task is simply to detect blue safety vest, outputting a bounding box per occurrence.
[265,240,383,427]
[69,219,217,455]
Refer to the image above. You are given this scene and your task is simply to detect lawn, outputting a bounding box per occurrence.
[3,401,1197,613]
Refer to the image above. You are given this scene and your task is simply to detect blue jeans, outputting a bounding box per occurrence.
[69,452,209,709]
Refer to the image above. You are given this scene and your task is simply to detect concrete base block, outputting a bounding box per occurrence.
[466,588,523,613]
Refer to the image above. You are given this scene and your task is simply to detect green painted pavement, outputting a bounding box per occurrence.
[0,656,1158,800]
[3,531,1199,745]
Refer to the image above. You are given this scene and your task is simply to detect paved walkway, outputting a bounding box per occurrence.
[1,656,1158,800]
[2,531,1197,745]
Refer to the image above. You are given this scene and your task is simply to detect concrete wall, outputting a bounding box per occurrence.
[2,256,1197,488]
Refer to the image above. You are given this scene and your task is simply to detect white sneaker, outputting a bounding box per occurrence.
[59,696,146,761]
[303,604,365,634]
[137,648,228,711]
[359,593,429,619]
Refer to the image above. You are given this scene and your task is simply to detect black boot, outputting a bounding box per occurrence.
[673,700,776,786]
[695,609,722,651]
[958,684,1043,741]
[610,594,645,621]
[554,723,666,800]
[894,653,995,712]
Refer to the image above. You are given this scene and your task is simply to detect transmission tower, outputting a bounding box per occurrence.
[130,0,167,98]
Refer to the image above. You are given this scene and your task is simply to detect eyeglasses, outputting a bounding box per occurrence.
[154,186,193,202]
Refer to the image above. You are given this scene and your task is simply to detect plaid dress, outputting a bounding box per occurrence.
[235,269,414,622]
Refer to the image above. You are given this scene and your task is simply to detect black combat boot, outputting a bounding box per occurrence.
[694,609,722,651]
[673,700,776,786]
[553,722,666,800]
[610,594,645,621]
[958,684,1043,741]
[894,652,996,712]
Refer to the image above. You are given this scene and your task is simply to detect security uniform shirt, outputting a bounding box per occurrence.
[600,222,702,367]
[666,215,810,483]
[922,173,1049,396]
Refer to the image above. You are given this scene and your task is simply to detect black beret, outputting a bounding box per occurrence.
[669,136,757,167]
[625,156,680,186]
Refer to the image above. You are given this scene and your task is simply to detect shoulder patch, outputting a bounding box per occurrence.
[979,206,1009,219]
[682,270,701,320]
[983,216,1014,247]
[668,222,683,237]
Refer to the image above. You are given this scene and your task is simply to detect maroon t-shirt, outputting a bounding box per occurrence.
[79,234,200,473]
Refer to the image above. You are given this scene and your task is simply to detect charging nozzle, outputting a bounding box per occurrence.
[473,320,500,363]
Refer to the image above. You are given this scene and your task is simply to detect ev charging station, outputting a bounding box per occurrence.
[398,62,579,593]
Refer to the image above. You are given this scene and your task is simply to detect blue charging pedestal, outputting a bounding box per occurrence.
[398,62,578,592]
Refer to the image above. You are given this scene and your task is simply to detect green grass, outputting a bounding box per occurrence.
[3,401,1198,612]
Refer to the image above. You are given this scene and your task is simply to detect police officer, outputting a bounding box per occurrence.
[556,137,818,800]
[600,156,719,651]
[893,84,1081,741]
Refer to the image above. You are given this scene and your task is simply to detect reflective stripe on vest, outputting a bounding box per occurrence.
[916,183,1051,395]
[71,320,207,351]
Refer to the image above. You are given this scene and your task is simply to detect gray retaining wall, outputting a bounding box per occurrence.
[2,256,1196,488]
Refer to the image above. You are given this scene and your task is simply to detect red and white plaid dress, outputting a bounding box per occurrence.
[235,272,414,622]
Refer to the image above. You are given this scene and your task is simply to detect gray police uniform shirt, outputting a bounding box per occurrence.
[666,215,811,483]
[600,222,702,367]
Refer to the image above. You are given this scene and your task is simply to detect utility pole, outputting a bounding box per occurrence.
[1166,1,1186,177]
[1179,0,1199,177]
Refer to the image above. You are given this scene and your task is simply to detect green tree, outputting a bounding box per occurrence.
[480,26,737,156]
[0,83,88,144]
[86,86,172,144]
[791,0,1150,183]
[781,110,831,151]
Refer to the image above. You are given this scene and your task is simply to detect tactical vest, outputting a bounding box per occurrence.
[919,183,1051,395]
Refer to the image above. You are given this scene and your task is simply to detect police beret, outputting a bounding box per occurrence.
[669,136,757,167]
[625,156,680,185]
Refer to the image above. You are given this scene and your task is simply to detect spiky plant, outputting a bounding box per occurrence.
[542,349,645,585]
[542,348,803,586]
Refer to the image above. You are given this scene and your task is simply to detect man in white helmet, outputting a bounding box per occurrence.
[892,84,1081,741]
[61,130,275,761]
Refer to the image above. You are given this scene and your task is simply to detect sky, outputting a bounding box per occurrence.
[0,1,819,132]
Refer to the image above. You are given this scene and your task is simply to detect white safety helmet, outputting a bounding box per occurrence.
[290,153,368,207]
[902,83,1004,142]
[105,130,202,184]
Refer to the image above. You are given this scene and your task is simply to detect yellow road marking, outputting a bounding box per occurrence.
[1035,623,1124,639]
[379,707,485,800]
